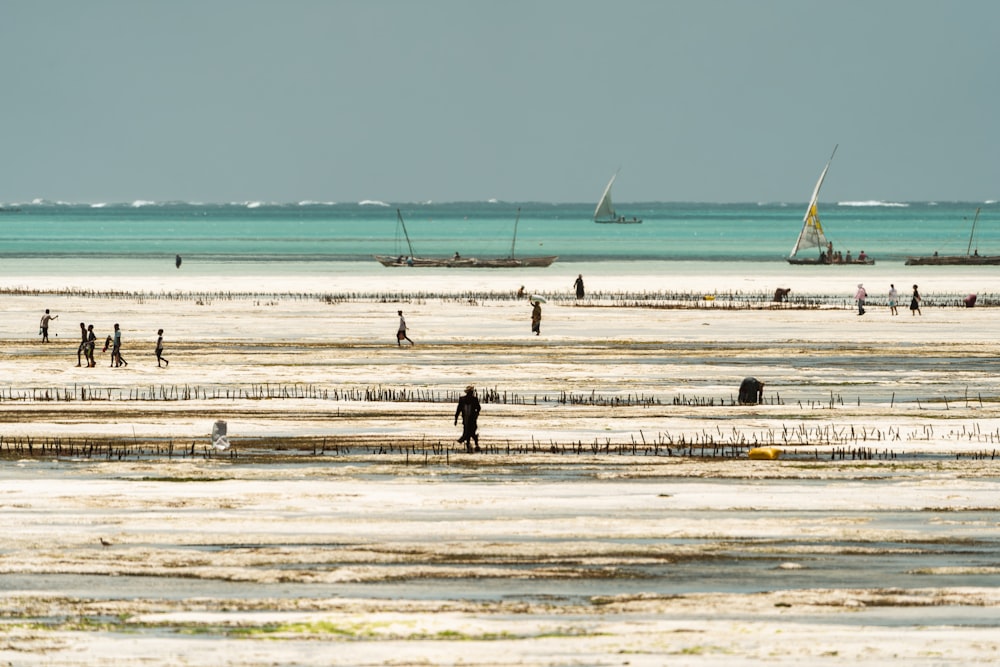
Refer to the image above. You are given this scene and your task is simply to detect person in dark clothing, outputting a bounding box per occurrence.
[85,324,97,367]
[910,284,922,316]
[573,274,585,299]
[454,385,481,452]
[738,377,765,405]
[156,329,169,367]
[76,322,88,367]
[531,301,542,335]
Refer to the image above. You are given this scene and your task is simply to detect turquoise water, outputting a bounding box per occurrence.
[1,200,997,263]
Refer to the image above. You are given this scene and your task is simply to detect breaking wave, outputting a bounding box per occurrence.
[837,200,909,208]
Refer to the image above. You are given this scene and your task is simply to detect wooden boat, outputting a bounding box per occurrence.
[374,209,557,268]
[905,208,1000,265]
[787,145,875,265]
[593,171,642,224]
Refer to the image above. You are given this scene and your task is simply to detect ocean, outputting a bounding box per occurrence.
[2,200,997,266]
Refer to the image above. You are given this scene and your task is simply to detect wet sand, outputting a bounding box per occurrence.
[2,263,1000,665]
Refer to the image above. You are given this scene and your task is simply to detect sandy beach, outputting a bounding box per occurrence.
[3,261,1000,665]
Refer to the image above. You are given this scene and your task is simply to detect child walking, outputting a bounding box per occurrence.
[156,329,169,367]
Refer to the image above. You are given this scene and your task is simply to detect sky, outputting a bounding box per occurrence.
[1,0,997,204]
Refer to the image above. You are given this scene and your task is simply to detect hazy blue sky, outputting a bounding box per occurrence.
[2,0,997,203]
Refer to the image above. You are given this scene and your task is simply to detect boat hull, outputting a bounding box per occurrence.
[594,218,642,224]
[375,255,557,268]
[787,257,875,265]
[905,255,1000,266]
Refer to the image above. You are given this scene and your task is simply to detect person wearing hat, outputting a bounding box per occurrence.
[854,283,867,316]
[454,385,481,452]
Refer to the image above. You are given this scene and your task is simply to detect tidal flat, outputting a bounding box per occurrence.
[3,267,1000,665]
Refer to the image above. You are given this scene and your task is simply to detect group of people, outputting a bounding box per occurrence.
[72,321,124,368]
[856,283,922,316]
[821,242,870,265]
[38,310,168,367]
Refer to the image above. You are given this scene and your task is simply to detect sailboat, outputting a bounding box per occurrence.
[594,171,642,224]
[374,209,558,268]
[787,145,874,265]
[905,208,1000,265]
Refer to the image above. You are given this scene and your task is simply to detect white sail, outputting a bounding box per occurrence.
[594,172,618,221]
[790,145,837,258]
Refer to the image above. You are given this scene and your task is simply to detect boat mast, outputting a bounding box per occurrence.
[966,207,981,256]
[510,207,521,258]
[396,209,415,258]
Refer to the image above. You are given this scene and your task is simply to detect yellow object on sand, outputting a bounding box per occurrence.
[703,295,715,301]
[748,447,781,460]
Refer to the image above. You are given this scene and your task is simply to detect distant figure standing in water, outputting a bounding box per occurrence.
[854,283,867,316]
[39,309,58,342]
[396,310,414,346]
[531,300,542,335]
[573,274,585,299]
[910,284,922,316]
[454,385,481,452]
[888,284,898,316]
[156,329,169,367]
[175,254,182,268]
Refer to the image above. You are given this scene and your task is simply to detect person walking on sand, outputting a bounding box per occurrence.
[573,274,585,299]
[454,385,481,452]
[111,323,127,367]
[531,300,542,335]
[396,310,413,346]
[85,324,97,367]
[76,322,88,366]
[888,284,899,316]
[156,329,169,367]
[854,283,867,316]
[910,284,922,316]
[39,309,58,342]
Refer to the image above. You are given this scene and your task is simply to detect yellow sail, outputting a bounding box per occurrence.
[789,146,836,259]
